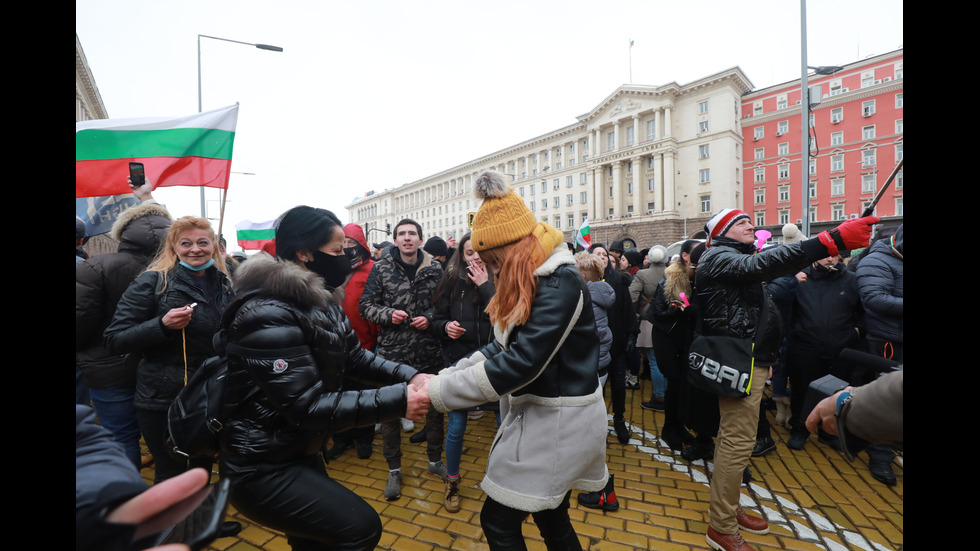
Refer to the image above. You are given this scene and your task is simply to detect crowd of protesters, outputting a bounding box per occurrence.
[77,173,900,551]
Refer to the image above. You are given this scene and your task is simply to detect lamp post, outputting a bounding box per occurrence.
[197,34,283,217]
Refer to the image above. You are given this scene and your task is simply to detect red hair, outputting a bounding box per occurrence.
[479,234,545,328]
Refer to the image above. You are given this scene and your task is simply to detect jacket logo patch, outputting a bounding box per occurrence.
[273,359,289,373]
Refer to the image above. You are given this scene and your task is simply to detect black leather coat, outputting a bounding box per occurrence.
[218,254,418,471]
[104,265,232,411]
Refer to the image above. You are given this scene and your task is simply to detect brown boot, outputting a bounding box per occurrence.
[706,527,755,551]
[444,476,461,513]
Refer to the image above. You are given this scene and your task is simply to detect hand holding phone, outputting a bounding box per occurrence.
[129,162,146,188]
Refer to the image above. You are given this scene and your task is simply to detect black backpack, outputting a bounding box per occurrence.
[165,292,260,460]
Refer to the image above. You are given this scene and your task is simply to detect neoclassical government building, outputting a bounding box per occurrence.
[346,67,754,251]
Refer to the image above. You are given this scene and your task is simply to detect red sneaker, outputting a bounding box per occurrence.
[706,527,755,551]
[736,507,769,534]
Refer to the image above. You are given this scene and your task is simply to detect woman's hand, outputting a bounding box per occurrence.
[466,262,489,286]
[161,304,195,330]
[405,382,431,420]
[445,320,466,339]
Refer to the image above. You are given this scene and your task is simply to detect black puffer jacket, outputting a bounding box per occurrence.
[696,235,828,365]
[218,254,418,471]
[76,203,171,388]
[104,265,232,411]
[430,275,496,367]
[856,228,903,343]
[788,263,865,356]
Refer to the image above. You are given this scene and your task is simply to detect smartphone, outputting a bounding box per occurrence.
[134,478,232,551]
[129,162,146,187]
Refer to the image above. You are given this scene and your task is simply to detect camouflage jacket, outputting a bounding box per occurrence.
[359,247,444,372]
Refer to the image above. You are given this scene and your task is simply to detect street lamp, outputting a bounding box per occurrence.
[197,34,283,217]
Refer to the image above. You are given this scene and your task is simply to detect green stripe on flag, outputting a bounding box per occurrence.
[237,228,276,241]
[75,128,236,161]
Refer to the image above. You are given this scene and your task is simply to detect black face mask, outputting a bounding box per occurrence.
[304,250,351,288]
[344,246,365,270]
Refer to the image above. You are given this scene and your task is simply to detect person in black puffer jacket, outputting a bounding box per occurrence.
[219,206,431,551]
[77,201,172,468]
[104,215,232,485]
[697,208,878,550]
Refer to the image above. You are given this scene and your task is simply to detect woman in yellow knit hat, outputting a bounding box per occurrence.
[426,170,608,550]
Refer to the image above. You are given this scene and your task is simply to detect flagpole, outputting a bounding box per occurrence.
[218,187,228,244]
[629,39,633,84]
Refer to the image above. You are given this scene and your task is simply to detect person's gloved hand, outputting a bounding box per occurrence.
[817,216,880,256]
[624,334,637,355]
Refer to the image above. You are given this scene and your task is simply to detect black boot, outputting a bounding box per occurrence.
[613,417,630,444]
[577,474,619,511]
[219,521,242,538]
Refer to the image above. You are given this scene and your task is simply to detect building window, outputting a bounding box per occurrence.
[556,162,562,170]
[831,131,843,146]
[895,119,903,134]
[567,176,573,187]
[627,181,633,195]
[754,168,765,183]
[554,216,561,229]
[754,127,764,140]
[895,197,903,216]
[895,143,903,162]
[862,100,876,117]
[832,203,845,221]
[896,93,903,108]
[778,142,789,155]
[567,214,574,228]
[541,182,547,193]
[699,100,709,113]
[755,211,766,226]
[519,186,525,197]
[777,120,789,135]
[541,199,547,210]
[754,147,764,160]
[609,186,614,198]
[863,125,876,140]
[580,173,587,185]
[647,178,654,191]
[699,121,709,134]
[566,194,574,205]
[699,169,710,183]
[831,108,843,123]
[647,202,656,212]
[779,209,790,225]
[530,201,535,212]
[831,178,845,196]
[809,159,817,175]
[553,179,560,190]
[778,164,790,180]
[862,149,876,168]
[778,185,790,202]
[608,132,615,151]
[895,170,903,189]
[581,191,588,203]
[700,195,711,213]
[810,182,817,199]
[862,174,876,193]
[777,96,788,110]
[831,155,844,172]
[626,125,634,146]
[699,144,710,159]
[754,188,765,205]
[753,102,763,115]
[647,120,655,140]
[647,156,655,168]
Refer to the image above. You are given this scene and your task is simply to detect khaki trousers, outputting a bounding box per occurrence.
[708,365,768,534]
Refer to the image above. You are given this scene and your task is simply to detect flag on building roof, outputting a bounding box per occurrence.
[236,219,276,256]
[75,103,239,199]
[576,216,591,250]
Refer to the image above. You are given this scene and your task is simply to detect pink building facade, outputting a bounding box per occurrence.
[740,49,903,234]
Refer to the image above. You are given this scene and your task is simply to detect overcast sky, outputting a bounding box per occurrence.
[76,0,903,251]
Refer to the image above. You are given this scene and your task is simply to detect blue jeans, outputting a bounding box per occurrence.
[445,409,502,477]
[75,369,91,406]
[645,348,667,400]
[89,384,142,468]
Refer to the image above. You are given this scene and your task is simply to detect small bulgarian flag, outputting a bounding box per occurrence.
[629,39,634,48]
[236,219,276,256]
[576,216,592,250]
[75,104,239,199]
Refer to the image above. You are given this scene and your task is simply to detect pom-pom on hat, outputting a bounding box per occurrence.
[781,223,806,244]
[470,170,537,251]
[705,208,750,246]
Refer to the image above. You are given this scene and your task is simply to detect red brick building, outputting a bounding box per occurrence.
[740,49,903,236]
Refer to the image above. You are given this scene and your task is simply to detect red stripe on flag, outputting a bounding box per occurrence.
[75,156,232,198]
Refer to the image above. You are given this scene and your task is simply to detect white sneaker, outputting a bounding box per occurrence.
[401,418,415,432]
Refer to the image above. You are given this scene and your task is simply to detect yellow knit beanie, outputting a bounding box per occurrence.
[471,170,537,252]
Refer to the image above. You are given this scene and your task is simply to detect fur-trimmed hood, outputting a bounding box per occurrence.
[232,252,336,310]
[110,202,172,241]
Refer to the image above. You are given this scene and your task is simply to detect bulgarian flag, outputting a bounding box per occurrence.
[576,216,592,250]
[236,219,276,256]
[75,104,239,198]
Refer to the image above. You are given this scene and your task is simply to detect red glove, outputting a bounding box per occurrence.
[818,216,879,256]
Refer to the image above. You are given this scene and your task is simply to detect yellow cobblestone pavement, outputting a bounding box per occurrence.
[145,381,902,551]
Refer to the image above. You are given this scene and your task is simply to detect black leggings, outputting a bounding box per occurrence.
[228,455,381,551]
[480,492,582,551]
[136,408,213,484]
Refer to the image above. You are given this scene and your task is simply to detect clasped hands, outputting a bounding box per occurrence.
[392,310,429,330]
[405,373,434,420]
